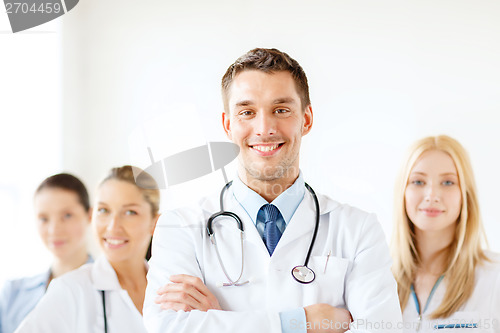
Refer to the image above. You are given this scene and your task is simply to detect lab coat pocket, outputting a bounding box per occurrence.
[430,311,494,332]
[303,255,349,306]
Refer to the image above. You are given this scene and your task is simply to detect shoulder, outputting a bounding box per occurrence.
[472,251,500,288]
[315,193,386,251]
[1,270,48,299]
[484,250,500,263]
[32,263,99,313]
[156,193,219,228]
[479,251,500,274]
[463,251,500,310]
[0,271,48,331]
[49,263,94,293]
[317,193,377,225]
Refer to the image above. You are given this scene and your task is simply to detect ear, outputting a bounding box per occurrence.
[150,213,160,235]
[222,111,232,140]
[301,105,313,136]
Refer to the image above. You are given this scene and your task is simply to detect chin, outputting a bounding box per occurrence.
[105,253,130,264]
[50,247,69,256]
[246,164,288,181]
[51,250,72,261]
[102,246,125,257]
[416,224,454,234]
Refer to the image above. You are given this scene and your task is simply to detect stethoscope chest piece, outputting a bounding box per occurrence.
[291,265,315,284]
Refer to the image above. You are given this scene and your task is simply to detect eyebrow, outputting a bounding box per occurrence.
[97,202,141,207]
[234,100,254,107]
[272,97,297,105]
[123,203,141,207]
[410,172,458,176]
[234,97,298,108]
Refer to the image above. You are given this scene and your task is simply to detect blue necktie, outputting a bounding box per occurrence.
[262,204,282,255]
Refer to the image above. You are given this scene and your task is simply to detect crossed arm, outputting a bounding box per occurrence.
[144,210,401,333]
[154,274,352,333]
[154,274,222,312]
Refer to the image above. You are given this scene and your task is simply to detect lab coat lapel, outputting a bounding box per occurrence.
[91,256,122,291]
[273,191,318,254]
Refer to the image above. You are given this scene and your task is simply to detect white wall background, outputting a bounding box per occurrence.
[0,16,63,283]
[1,0,499,283]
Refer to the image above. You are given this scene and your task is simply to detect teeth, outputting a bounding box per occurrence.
[253,144,279,152]
[106,239,126,245]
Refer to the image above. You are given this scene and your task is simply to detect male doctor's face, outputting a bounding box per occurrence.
[223,70,313,183]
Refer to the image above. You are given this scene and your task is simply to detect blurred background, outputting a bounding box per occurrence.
[1,0,499,284]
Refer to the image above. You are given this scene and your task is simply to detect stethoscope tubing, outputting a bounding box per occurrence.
[207,180,321,285]
[302,183,320,270]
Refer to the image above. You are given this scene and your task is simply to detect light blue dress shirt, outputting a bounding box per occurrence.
[0,256,93,333]
[0,270,49,333]
[232,172,307,333]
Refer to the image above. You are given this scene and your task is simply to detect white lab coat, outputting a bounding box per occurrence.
[402,251,500,333]
[144,187,403,333]
[15,256,147,333]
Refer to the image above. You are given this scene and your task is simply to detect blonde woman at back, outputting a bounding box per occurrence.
[392,135,500,332]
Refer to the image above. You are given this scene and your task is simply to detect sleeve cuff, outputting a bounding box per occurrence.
[279,307,307,333]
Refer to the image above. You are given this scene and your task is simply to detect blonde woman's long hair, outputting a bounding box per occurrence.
[391,135,488,318]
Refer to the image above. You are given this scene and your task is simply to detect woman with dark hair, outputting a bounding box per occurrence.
[0,173,92,333]
[15,166,160,333]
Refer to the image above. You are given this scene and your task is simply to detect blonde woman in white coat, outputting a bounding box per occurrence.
[391,135,500,333]
[16,166,160,333]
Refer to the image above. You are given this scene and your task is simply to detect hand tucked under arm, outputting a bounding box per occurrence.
[155,274,222,312]
[304,303,352,333]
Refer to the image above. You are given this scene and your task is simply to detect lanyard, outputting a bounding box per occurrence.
[410,275,444,331]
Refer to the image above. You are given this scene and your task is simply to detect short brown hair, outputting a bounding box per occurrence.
[36,173,90,211]
[221,48,311,112]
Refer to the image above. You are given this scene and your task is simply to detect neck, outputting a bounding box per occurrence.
[239,166,299,202]
[110,257,147,290]
[415,227,454,275]
[51,248,88,279]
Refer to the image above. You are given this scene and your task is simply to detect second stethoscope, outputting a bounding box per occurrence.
[206,181,320,286]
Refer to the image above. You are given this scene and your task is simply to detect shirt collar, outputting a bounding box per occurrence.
[91,256,123,291]
[232,171,305,225]
[23,269,51,290]
[91,255,149,291]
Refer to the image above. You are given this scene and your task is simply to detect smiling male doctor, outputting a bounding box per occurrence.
[143,48,402,333]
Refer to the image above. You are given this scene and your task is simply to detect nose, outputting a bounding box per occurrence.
[424,184,440,203]
[47,219,62,236]
[47,217,64,237]
[106,214,122,231]
[255,111,276,136]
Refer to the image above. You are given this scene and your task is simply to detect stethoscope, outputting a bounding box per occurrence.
[206,181,320,285]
